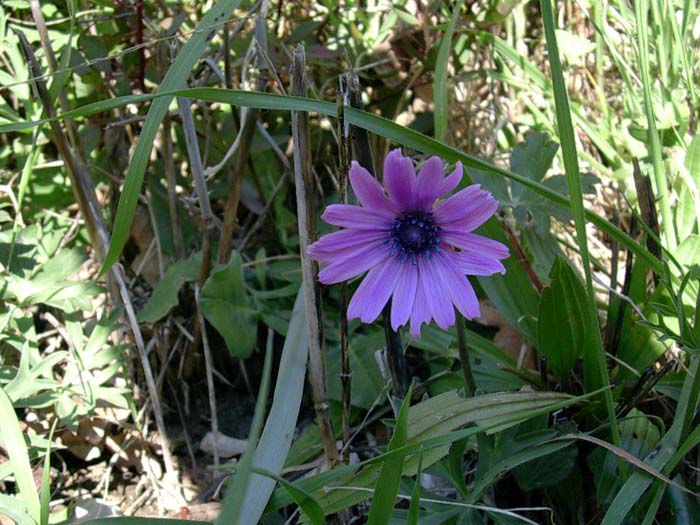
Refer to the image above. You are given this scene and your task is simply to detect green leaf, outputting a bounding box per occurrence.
[101,0,243,272]
[200,252,257,358]
[537,257,589,381]
[275,390,583,517]
[237,290,309,523]
[252,468,324,525]
[218,324,275,525]
[137,253,201,323]
[327,331,385,408]
[368,385,413,525]
[0,387,40,522]
[407,453,424,525]
[588,409,660,510]
[433,0,463,143]
[0,494,34,525]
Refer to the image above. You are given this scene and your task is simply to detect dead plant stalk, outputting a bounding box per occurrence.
[291,45,338,464]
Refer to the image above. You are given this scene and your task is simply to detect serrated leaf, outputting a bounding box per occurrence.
[200,252,257,358]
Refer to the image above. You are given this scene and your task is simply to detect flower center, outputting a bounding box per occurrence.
[388,210,441,264]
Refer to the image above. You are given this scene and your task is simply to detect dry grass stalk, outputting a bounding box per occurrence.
[291,44,338,464]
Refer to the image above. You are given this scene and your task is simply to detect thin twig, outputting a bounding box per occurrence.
[237,171,289,253]
[113,264,184,504]
[217,10,270,264]
[195,284,220,466]
[291,44,337,465]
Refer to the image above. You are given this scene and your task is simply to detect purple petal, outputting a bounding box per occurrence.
[349,162,396,216]
[437,251,481,318]
[410,278,431,338]
[384,149,416,211]
[318,242,389,284]
[308,229,388,263]
[390,262,418,331]
[417,257,456,330]
[437,162,463,197]
[453,251,506,276]
[347,258,401,323]
[441,231,509,259]
[414,156,445,210]
[322,204,393,230]
[434,184,498,231]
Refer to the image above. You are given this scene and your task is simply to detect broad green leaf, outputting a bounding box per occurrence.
[137,253,201,323]
[537,257,589,381]
[276,390,580,517]
[101,0,243,272]
[199,252,257,358]
[327,331,385,408]
[368,385,413,525]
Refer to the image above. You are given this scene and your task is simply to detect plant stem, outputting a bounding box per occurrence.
[456,315,476,397]
[343,70,408,399]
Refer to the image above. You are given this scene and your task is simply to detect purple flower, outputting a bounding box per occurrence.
[308,149,508,338]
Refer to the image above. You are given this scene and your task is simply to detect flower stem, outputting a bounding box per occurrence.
[456,315,476,397]
[382,306,408,399]
[343,70,409,399]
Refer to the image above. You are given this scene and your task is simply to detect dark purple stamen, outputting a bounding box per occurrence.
[387,210,441,264]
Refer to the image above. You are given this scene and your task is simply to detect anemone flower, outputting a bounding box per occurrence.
[308,149,508,338]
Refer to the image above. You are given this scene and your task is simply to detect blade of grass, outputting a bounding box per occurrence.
[635,0,677,251]
[407,452,424,525]
[39,420,58,525]
[217,328,274,525]
[0,384,40,523]
[252,467,324,525]
[368,384,414,525]
[0,87,662,275]
[101,0,243,273]
[539,0,623,470]
[434,0,463,143]
[237,290,310,523]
